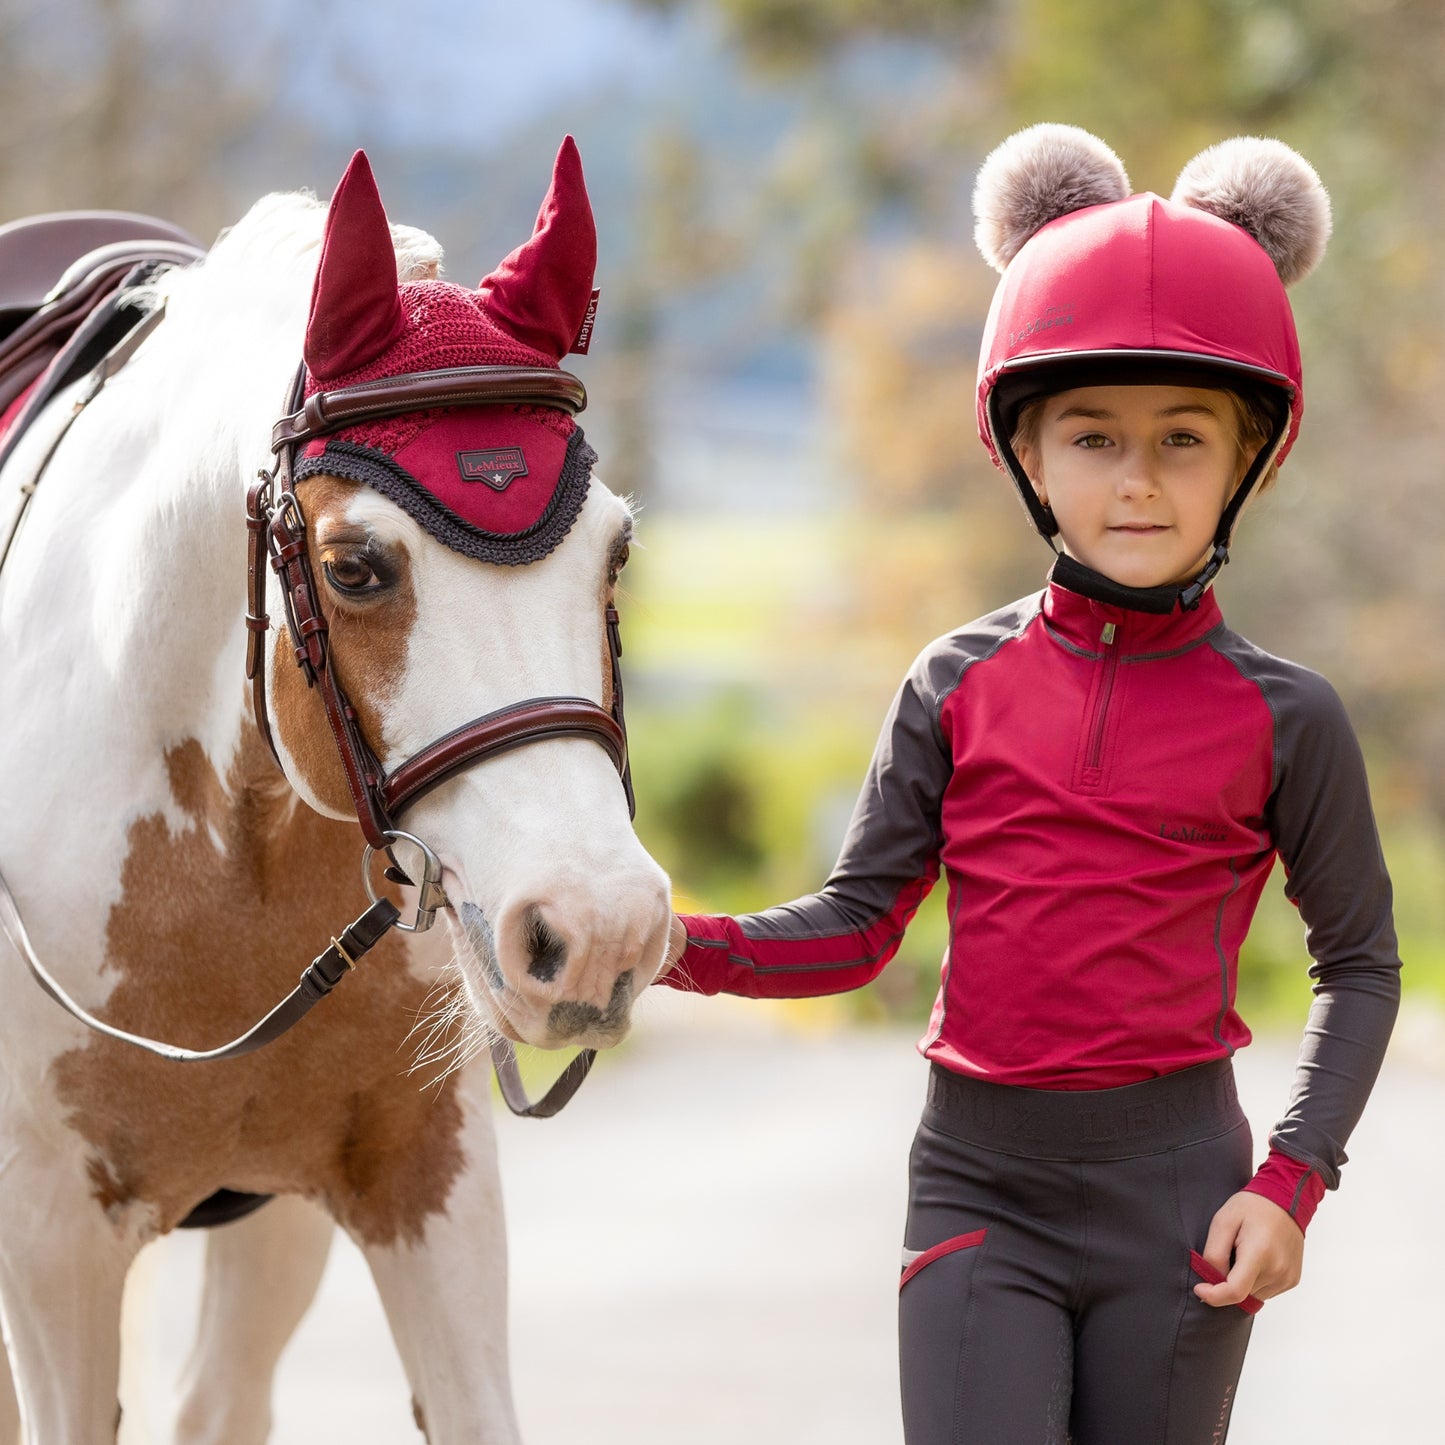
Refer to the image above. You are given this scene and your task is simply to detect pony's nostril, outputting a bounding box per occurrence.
[523,905,568,983]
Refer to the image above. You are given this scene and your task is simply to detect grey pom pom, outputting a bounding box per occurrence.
[1172,137,1330,286]
[973,124,1131,273]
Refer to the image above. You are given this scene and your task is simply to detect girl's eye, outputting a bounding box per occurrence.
[323,554,385,596]
[1075,433,1111,449]
[1164,432,1202,447]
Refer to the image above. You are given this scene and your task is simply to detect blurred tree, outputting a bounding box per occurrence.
[633,0,1445,830]
[0,0,302,236]
[634,0,991,68]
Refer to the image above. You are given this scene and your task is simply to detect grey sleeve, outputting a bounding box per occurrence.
[1262,664,1401,1187]
[731,644,956,951]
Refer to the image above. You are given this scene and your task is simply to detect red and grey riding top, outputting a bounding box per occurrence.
[665,577,1401,1233]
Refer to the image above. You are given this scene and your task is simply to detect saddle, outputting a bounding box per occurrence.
[0,209,204,460]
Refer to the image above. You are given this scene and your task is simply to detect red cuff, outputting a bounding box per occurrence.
[655,914,732,994]
[1243,1149,1327,1234]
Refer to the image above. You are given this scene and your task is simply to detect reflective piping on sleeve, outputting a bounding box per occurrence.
[717,892,927,975]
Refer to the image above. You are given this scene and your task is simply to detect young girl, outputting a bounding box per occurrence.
[659,125,1401,1443]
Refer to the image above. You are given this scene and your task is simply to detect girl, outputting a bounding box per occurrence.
[659,125,1401,1443]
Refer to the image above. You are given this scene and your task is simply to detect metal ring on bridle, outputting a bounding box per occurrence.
[361,829,447,933]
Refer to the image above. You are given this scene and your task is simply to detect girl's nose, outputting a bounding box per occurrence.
[1116,450,1160,497]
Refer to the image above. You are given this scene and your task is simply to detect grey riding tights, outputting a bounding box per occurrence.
[899,1059,1257,1443]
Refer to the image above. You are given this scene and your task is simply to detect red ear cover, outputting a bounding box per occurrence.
[304,151,407,382]
[477,136,597,362]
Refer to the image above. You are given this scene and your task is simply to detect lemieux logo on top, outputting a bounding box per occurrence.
[457,448,528,491]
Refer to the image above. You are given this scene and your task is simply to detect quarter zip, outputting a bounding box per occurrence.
[1085,620,1120,773]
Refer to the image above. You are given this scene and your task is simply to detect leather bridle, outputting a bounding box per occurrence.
[1,343,635,1115]
[237,361,635,1115]
[0,296,655,1275]
[246,361,634,854]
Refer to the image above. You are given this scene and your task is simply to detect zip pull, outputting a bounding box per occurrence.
[1100,622,1117,646]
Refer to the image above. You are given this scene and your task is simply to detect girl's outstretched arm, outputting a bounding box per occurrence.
[660,633,967,1000]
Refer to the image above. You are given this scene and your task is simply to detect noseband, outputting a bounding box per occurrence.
[246,361,634,858]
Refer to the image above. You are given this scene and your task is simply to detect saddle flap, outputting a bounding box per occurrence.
[0,210,201,319]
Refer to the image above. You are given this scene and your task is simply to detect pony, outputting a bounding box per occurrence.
[0,139,671,1442]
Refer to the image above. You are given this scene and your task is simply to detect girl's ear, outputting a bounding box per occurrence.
[1014,440,1045,500]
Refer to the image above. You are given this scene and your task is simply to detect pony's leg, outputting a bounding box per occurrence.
[351,1070,519,1445]
[173,1195,334,1445]
[0,1346,20,1445]
[0,1156,137,1445]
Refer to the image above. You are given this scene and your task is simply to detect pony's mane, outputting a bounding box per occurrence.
[123,189,444,498]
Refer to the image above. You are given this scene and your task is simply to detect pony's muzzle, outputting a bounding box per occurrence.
[475,882,669,1048]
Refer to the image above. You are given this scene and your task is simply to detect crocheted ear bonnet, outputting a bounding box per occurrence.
[294,139,600,565]
[972,124,1330,610]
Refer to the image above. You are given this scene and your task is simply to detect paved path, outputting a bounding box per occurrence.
[120,993,1442,1442]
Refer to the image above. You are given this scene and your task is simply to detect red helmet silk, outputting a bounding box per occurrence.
[976,193,1304,466]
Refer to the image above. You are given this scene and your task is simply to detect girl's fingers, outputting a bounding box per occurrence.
[1200,1203,1242,1277]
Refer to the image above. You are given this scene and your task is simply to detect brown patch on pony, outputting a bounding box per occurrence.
[269,473,417,815]
[86,1155,134,1218]
[50,718,468,1248]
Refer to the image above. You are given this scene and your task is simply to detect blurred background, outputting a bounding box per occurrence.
[7,1,1442,1439]
[4,0,1438,1022]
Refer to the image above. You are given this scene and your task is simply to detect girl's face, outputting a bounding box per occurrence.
[1014,384,1257,591]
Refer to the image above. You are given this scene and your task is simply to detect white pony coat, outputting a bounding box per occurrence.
[0,184,669,1443]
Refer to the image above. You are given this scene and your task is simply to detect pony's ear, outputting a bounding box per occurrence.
[304,151,407,382]
[478,136,596,362]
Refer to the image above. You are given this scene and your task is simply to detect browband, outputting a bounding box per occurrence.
[271,365,587,452]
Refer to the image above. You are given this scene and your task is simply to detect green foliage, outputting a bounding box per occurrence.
[617,0,1445,1022]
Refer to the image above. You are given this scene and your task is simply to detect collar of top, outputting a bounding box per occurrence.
[1042,571,1224,656]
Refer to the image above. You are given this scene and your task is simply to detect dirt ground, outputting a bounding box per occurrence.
[119,990,1443,1444]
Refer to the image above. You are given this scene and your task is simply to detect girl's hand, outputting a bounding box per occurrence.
[1194,1191,1304,1308]
[659,915,687,976]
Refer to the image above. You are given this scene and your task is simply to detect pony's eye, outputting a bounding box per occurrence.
[323,554,384,596]
[608,544,630,587]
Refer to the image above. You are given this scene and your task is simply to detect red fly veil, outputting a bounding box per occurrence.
[294,140,599,564]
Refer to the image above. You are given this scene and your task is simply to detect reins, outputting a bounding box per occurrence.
[0,292,636,1119]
